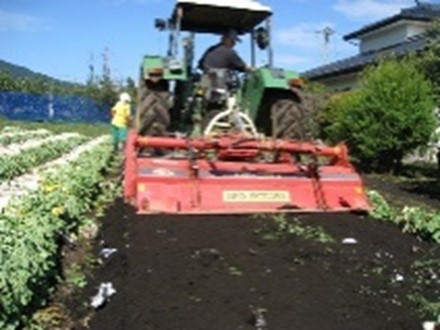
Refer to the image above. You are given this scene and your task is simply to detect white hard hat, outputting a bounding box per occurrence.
[120,92,131,103]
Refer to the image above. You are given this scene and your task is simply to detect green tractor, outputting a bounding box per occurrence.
[137,0,311,139]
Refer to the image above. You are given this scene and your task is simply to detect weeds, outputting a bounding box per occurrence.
[228,266,244,277]
[65,263,87,289]
[261,214,334,243]
[408,294,440,321]
[367,190,397,221]
[368,190,440,243]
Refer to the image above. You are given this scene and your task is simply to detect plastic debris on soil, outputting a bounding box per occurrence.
[250,306,268,330]
[392,273,405,283]
[90,282,117,309]
[99,248,118,259]
[423,321,440,330]
[342,238,358,245]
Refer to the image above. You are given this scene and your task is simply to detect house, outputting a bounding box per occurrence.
[302,3,440,92]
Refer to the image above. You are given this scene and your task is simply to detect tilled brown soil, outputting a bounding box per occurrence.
[365,176,439,210]
[74,200,439,330]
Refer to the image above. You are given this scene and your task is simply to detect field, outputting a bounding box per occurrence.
[0,120,438,330]
[78,203,439,330]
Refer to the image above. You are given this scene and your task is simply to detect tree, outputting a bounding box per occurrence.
[418,19,440,101]
[0,71,18,91]
[125,77,137,101]
[322,58,436,173]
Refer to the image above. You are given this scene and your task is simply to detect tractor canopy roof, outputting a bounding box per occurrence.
[173,0,272,34]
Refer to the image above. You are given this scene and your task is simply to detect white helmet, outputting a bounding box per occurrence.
[120,92,131,103]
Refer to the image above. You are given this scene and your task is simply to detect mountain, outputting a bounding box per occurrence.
[0,59,72,85]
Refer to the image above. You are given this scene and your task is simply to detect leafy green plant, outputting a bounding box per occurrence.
[408,294,440,321]
[0,135,88,181]
[263,214,334,243]
[321,58,436,173]
[367,190,396,221]
[65,263,87,289]
[416,19,440,102]
[400,207,440,243]
[0,138,114,329]
[368,190,440,243]
[0,129,52,146]
[228,266,244,277]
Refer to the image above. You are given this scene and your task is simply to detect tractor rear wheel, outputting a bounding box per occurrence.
[270,97,307,140]
[136,91,170,136]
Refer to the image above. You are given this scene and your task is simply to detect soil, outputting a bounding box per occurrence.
[364,175,440,211]
[70,200,439,330]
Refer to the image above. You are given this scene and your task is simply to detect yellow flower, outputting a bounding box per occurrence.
[43,184,59,193]
[51,207,64,217]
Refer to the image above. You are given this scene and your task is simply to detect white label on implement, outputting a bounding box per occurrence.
[223,191,291,203]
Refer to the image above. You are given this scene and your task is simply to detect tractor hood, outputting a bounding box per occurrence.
[174,0,272,34]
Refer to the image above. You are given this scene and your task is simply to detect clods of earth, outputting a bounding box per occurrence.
[66,199,439,330]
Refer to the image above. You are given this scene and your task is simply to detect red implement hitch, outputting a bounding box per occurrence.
[123,130,370,214]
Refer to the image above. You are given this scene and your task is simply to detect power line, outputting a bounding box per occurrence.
[316,26,335,65]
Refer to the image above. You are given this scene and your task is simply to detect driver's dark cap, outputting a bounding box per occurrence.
[223,29,242,43]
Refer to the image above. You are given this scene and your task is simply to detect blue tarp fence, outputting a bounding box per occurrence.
[0,91,110,123]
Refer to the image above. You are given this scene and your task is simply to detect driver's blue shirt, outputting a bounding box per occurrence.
[199,44,247,72]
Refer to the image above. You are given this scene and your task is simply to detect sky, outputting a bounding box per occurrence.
[0,0,435,83]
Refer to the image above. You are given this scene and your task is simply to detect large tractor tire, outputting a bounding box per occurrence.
[136,91,170,136]
[270,97,306,140]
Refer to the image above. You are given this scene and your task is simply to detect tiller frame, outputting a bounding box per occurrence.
[124,131,370,214]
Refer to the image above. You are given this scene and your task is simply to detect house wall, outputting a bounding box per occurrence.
[359,20,430,53]
[407,22,430,37]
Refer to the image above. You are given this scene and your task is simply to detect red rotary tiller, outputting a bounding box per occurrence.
[124,131,370,214]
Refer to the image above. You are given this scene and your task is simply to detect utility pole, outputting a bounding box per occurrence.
[316,26,335,65]
[102,47,111,81]
[88,53,95,85]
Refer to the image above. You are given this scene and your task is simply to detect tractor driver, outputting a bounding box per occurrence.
[198,30,251,73]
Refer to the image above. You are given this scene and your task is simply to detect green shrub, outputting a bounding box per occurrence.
[416,19,440,102]
[322,58,436,173]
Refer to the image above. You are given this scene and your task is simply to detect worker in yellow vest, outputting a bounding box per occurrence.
[111,92,132,151]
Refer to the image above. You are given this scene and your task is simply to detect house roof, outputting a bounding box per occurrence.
[344,3,440,40]
[302,35,426,80]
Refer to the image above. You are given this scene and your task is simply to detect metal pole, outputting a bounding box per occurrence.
[168,31,173,57]
[251,29,256,68]
[186,33,195,69]
[174,7,183,58]
[266,18,274,68]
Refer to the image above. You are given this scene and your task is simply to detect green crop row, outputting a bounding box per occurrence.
[0,130,52,146]
[0,135,88,182]
[0,137,113,329]
[0,126,23,134]
[368,190,440,243]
